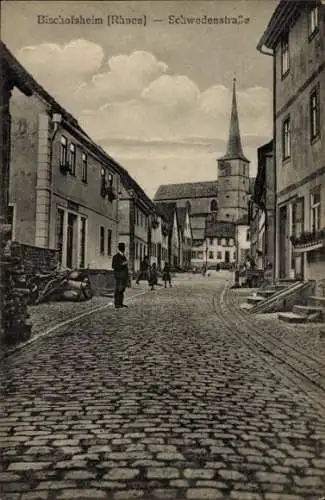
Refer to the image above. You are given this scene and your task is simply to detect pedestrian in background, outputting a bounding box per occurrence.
[162,262,172,288]
[136,255,150,285]
[149,262,158,291]
[112,243,129,309]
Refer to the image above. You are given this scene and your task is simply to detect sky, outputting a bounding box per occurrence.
[2,0,277,198]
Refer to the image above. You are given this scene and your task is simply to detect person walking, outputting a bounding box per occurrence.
[149,262,158,291]
[136,255,150,285]
[162,262,172,288]
[112,243,129,309]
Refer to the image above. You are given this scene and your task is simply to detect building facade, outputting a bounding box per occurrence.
[258,0,325,291]
[249,140,275,270]
[9,82,120,270]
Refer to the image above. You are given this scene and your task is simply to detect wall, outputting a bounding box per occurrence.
[50,126,119,242]
[9,89,42,245]
[275,7,325,197]
[10,242,58,276]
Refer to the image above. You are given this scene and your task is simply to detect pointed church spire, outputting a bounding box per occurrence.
[222,77,248,161]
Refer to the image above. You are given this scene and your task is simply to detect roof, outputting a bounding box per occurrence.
[219,78,249,163]
[154,202,178,226]
[257,0,309,51]
[205,219,236,238]
[154,181,218,200]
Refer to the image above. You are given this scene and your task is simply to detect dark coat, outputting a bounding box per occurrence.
[112,252,129,284]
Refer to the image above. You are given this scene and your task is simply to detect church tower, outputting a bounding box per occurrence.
[217,78,250,222]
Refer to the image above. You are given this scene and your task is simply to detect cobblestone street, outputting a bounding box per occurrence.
[1,274,325,500]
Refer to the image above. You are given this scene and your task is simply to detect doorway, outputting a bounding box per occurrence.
[225,251,230,264]
[279,205,287,278]
[66,212,77,268]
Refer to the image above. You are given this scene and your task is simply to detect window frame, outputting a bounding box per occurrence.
[69,143,76,176]
[281,33,290,78]
[282,116,291,161]
[311,188,321,233]
[81,152,88,183]
[60,135,68,167]
[310,85,320,142]
[308,6,319,40]
[107,229,112,257]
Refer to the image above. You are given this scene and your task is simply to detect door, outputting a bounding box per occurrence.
[66,212,77,268]
[279,205,287,278]
[225,251,230,264]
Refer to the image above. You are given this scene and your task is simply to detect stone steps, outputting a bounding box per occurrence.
[293,304,325,315]
[278,312,308,324]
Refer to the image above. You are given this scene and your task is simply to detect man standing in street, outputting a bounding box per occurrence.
[112,243,129,309]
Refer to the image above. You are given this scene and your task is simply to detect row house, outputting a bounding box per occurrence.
[249,140,275,271]
[155,202,181,268]
[117,169,153,275]
[176,207,192,269]
[151,205,169,270]
[203,218,236,269]
[8,60,120,271]
[258,0,325,292]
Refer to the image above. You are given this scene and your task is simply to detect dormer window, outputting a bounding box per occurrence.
[308,6,319,39]
[281,33,289,78]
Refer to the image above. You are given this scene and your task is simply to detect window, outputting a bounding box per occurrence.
[282,117,291,160]
[209,251,214,259]
[308,6,319,38]
[107,173,113,187]
[221,238,226,246]
[292,198,304,237]
[311,188,321,232]
[135,242,139,259]
[69,143,76,175]
[209,238,214,245]
[210,199,218,212]
[281,33,289,77]
[310,86,320,141]
[186,201,191,214]
[226,213,230,218]
[233,251,236,261]
[107,229,112,256]
[80,217,86,268]
[60,136,68,167]
[197,251,203,259]
[140,244,143,261]
[246,230,250,242]
[217,251,222,260]
[100,226,105,255]
[229,238,234,246]
[82,153,88,183]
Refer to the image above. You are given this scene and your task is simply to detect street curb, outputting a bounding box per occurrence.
[1,288,155,361]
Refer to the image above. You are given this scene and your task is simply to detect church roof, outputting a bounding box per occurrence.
[205,219,236,238]
[154,181,218,200]
[219,78,249,163]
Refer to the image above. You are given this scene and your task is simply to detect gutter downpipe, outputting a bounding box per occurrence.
[257,42,275,283]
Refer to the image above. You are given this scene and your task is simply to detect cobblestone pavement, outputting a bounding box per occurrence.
[1,275,325,500]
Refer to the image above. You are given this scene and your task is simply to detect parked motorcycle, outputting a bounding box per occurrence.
[28,268,93,305]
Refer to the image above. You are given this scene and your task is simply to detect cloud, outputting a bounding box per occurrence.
[16,39,272,192]
[75,50,168,108]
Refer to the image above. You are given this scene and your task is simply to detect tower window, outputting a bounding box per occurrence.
[226,195,230,199]
[210,199,217,212]
[226,213,230,218]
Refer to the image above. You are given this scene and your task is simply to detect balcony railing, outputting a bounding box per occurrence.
[290,229,325,253]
